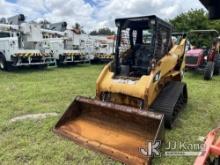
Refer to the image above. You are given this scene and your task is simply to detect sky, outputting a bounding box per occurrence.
[0,0,205,32]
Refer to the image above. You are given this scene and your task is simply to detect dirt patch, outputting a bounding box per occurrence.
[9,112,58,123]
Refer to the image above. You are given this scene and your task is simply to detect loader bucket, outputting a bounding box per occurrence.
[54,96,164,165]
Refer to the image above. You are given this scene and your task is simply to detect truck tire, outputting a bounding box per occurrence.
[56,59,64,67]
[204,62,214,80]
[214,54,220,75]
[0,55,6,71]
[0,54,13,71]
[40,64,48,69]
[57,55,65,67]
[31,64,48,69]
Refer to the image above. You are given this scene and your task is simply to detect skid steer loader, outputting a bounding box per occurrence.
[54,15,188,165]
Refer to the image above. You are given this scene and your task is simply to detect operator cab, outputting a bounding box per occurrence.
[113,15,172,78]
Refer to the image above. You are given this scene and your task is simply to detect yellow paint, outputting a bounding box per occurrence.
[95,54,114,59]
[96,39,186,108]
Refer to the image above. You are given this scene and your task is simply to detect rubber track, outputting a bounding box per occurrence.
[150,81,187,128]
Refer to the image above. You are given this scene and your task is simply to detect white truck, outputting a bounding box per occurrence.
[41,23,89,66]
[90,35,115,63]
[80,34,96,60]
[0,14,56,71]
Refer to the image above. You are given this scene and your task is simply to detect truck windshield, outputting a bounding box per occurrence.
[0,32,10,38]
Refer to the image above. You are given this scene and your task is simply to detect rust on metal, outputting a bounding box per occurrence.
[54,96,164,165]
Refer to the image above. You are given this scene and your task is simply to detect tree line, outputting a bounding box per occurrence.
[170,9,220,47]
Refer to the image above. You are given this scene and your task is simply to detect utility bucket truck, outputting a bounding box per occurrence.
[41,22,89,66]
[0,14,56,71]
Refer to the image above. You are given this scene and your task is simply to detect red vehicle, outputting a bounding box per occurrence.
[186,49,205,68]
[194,128,220,165]
[185,30,220,80]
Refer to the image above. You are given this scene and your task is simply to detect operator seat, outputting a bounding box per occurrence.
[120,44,151,76]
[131,44,151,75]
[134,44,150,66]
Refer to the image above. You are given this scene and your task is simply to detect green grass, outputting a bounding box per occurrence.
[0,65,219,165]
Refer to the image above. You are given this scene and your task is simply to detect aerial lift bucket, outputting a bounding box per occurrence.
[54,96,164,165]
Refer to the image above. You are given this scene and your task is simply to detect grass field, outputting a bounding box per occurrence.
[0,64,220,165]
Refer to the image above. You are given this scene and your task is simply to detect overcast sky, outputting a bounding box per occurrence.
[0,0,205,32]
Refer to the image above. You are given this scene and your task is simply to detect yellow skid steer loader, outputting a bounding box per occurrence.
[54,15,188,165]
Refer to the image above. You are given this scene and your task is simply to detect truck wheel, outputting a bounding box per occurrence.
[0,57,6,70]
[57,55,65,67]
[214,54,220,75]
[204,62,214,80]
[0,54,9,71]
[56,59,64,67]
[38,64,48,69]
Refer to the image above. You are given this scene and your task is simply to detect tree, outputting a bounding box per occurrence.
[90,30,98,35]
[209,20,220,33]
[169,9,209,32]
[170,9,220,47]
[90,28,115,35]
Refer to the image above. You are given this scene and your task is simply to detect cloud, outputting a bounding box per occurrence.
[0,0,205,32]
[0,0,17,17]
